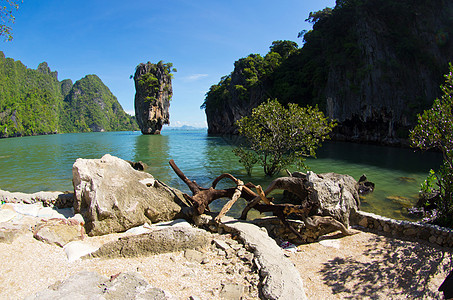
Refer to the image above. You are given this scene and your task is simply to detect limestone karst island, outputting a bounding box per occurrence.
[133,61,175,135]
[0,0,453,299]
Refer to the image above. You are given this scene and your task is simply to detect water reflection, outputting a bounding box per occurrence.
[315,141,442,173]
[133,134,170,183]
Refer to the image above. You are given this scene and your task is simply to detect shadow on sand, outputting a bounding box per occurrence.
[319,232,453,298]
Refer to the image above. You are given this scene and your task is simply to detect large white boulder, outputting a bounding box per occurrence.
[72,154,188,236]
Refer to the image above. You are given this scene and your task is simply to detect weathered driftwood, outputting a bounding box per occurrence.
[240,176,310,220]
[252,203,353,238]
[245,174,355,236]
[169,160,354,239]
[215,179,243,223]
[169,160,256,215]
[252,203,311,240]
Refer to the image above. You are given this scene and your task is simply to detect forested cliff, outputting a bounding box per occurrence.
[0,52,138,138]
[203,0,453,145]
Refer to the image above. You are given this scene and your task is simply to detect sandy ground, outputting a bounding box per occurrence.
[0,217,259,300]
[1,217,452,299]
[290,228,453,299]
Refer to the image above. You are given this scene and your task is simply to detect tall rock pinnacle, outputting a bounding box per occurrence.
[134,61,173,134]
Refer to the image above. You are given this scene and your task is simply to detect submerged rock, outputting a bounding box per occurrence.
[358,174,375,195]
[387,195,414,208]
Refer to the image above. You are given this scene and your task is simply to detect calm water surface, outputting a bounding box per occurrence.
[0,129,442,220]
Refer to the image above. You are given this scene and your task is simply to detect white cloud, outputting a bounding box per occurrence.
[183,74,209,82]
[125,110,135,116]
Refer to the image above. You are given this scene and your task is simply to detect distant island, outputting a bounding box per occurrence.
[0,51,138,138]
[164,125,207,131]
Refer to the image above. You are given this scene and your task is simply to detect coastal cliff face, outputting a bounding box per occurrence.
[134,61,173,135]
[203,0,453,145]
[206,65,268,135]
[323,0,453,145]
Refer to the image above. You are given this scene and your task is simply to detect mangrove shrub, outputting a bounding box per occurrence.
[234,99,336,176]
[410,63,453,227]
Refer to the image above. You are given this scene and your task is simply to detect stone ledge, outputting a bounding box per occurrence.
[220,218,308,300]
[352,210,453,247]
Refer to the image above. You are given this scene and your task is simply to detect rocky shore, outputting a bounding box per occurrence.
[0,194,306,299]
[0,154,452,299]
[1,200,451,299]
[0,206,261,299]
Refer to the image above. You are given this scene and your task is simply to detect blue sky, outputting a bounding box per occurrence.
[1,0,336,127]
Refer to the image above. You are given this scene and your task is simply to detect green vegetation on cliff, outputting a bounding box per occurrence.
[0,52,138,138]
[203,0,453,142]
[136,61,176,104]
[201,40,296,113]
[60,74,138,133]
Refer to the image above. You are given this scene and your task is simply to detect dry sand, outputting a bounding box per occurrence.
[290,229,453,299]
[0,217,259,300]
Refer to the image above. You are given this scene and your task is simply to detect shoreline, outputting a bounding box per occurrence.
[0,194,451,298]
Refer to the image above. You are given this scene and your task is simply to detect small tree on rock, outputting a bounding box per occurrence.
[410,63,453,227]
[234,99,336,176]
[1,0,22,41]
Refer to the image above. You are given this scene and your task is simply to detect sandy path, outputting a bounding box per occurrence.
[290,229,453,299]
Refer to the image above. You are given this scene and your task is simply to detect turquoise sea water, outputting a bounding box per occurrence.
[0,129,442,220]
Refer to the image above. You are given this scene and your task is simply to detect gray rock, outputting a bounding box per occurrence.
[33,219,85,247]
[220,283,244,300]
[0,189,73,208]
[306,171,360,227]
[88,226,212,258]
[193,213,213,226]
[213,238,230,251]
[72,154,190,236]
[236,247,247,258]
[100,272,171,300]
[64,241,100,262]
[26,271,173,300]
[0,223,27,243]
[184,249,205,263]
[0,206,16,222]
[221,219,307,300]
[25,271,107,300]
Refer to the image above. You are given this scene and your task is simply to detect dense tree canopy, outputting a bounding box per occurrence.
[234,99,336,176]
